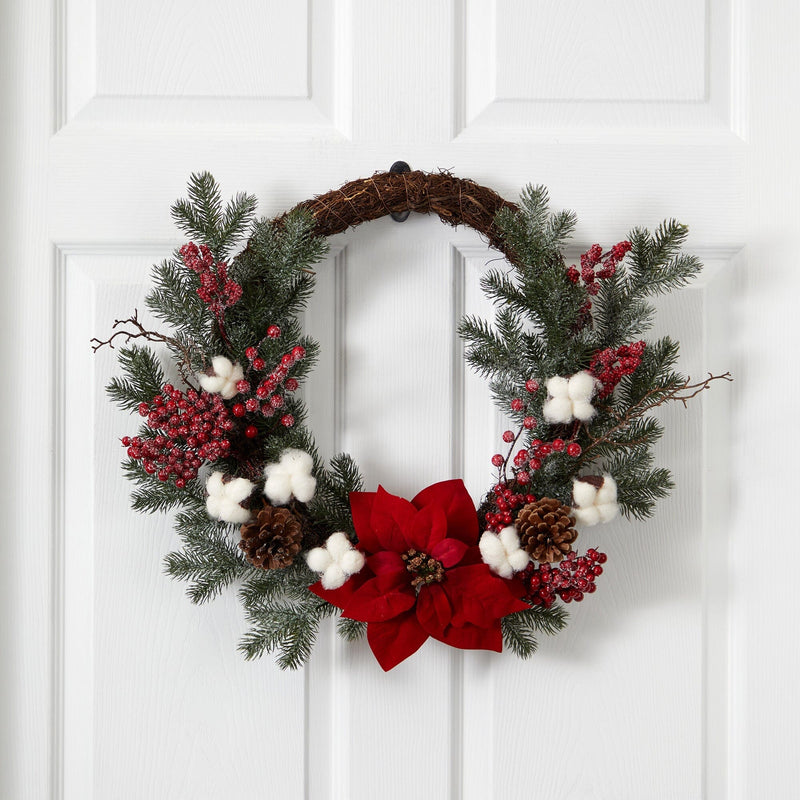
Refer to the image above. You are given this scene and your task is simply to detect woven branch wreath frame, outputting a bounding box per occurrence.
[95,167,729,671]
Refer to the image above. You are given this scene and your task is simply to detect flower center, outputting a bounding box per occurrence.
[402,549,445,588]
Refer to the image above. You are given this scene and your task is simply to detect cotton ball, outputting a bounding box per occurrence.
[508,549,530,572]
[597,504,618,524]
[543,397,574,423]
[546,376,569,397]
[479,531,506,565]
[225,476,256,504]
[574,506,601,527]
[340,549,365,575]
[572,479,598,508]
[198,373,226,395]
[206,471,225,495]
[596,476,618,505]
[291,473,317,504]
[325,532,352,559]
[306,547,332,573]
[282,448,313,473]
[321,564,347,590]
[572,400,596,422]
[567,370,596,402]
[498,526,521,552]
[264,470,293,505]
[218,501,252,525]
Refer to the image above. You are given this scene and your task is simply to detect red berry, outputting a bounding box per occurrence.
[552,438,565,451]
[292,345,306,360]
[269,394,284,408]
[175,478,186,489]
[525,379,539,393]
[281,354,293,366]
[138,402,150,417]
[236,380,250,394]
[566,442,582,457]
[285,378,299,392]
[281,414,294,428]
[529,458,542,470]
[232,403,246,417]
[516,470,530,484]
[502,430,515,443]
[523,417,536,429]
[244,425,258,438]
[121,436,131,446]
[252,358,265,371]
[267,325,281,339]
[510,398,524,412]
[491,454,504,467]
[245,398,258,412]
[245,346,258,361]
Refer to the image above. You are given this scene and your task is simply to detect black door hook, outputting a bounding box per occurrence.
[389,161,411,223]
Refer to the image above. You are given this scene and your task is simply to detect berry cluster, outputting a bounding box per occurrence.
[590,341,646,399]
[521,548,607,607]
[124,385,234,487]
[235,333,305,428]
[180,242,242,313]
[483,481,537,530]
[489,379,582,495]
[566,240,632,295]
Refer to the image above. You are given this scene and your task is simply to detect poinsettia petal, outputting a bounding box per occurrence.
[370,486,417,552]
[415,583,453,638]
[431,537,470,568]
[433,620,503,652]
[411,479,479,545]
[406,504,448,552]
[367,550,406,576]
[367,611,430,671]
[309,569,371,610]
[342,572,416,622]
[444,564,528,628]
[349,492,379,553]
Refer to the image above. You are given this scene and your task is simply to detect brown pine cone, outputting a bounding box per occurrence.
[239,500,303,570]
[515,497,578,563]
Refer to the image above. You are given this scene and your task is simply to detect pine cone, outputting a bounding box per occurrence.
[239,500,303,570]
[515,498,578,563]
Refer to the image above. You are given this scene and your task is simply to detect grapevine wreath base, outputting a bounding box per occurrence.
[94,169,729,671]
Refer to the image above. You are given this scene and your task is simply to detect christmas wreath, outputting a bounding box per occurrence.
[93,169,729,671]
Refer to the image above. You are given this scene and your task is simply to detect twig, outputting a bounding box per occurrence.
[583,371,732,456]
[90,309,199,389]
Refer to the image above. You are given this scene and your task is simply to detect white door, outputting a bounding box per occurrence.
[3,1,797,798]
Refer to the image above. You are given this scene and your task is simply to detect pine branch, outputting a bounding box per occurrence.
[501,605,569,658]
[105,344,164,411]
[337,616,367,642]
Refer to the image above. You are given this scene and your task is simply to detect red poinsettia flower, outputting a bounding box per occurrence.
[310,479,528,670]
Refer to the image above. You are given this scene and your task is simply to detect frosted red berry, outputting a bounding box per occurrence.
[566,442,582,457]
[281,414,295,428]
[244,425,258,438]
[502,430,515,443]
[267,325,281,338]
[285,378,299,392]
[510,398,524,412]
[252,358,265,371]
[525,379,539,393]
[491,454,504,467]
[232,403,246,418]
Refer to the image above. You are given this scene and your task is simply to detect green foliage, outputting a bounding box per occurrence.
[106,345,164,411]
[337,616,367,641]
[165,509,249,604]
[310,454,364,538]
[501,605,569,659]
[171,171,258,258]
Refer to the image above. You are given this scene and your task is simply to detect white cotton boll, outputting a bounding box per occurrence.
[225,476,255,504]
[572,479,598,508]
[206,471,225,495]
[325,532,352,559]
[571,400,596,422]
[479,532,506,566]
[597,503,618,524]
[198,373,226,394]
[508,549,531,572]
[543,397,573,423]
[217,500,251,525]
[321,564,347,590]
[498,526,521,553]
[281,449,313,475]
[306,546,333,573]
[206,495,223,519]
[264,472,293,505]
[567,370,596,402]
[546,376,569,397]
[291,474,317,503]
[596,476,618,505]
[494,560,514,579]
[340,549,365,576]
[210,355,234,378]
[574,506,601,527]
